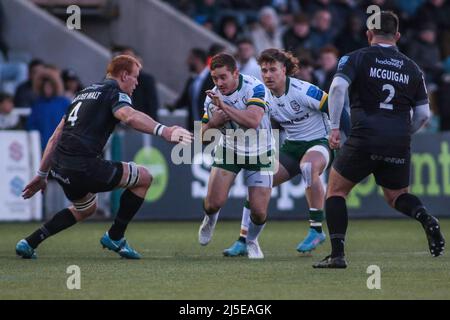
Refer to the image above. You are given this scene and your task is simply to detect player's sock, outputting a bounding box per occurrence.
[309,208,324,233]
[239,200,251,243]
[394,193,432,224]
[247,216,266,242]
[203,199,219,223]
[108,189,144,241]
[325,196,348,258]
[26,208,77,249]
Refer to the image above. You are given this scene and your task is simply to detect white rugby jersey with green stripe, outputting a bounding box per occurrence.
[268,77,330,141]
[202,74,273,157]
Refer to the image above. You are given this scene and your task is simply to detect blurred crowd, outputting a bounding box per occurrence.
[0,45,159,153]
[0,58,81,149]
[165,0,450,132]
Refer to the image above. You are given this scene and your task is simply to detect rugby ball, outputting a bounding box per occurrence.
[206,104,235,134]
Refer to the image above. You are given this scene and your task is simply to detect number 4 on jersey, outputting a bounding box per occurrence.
[68,102,82,126]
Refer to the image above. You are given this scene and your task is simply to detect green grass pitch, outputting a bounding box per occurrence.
[1,220,449,299]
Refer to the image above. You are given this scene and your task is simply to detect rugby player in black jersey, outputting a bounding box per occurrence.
[314,11,445,268]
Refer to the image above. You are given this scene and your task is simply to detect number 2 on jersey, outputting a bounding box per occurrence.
[68,102,82,126]
[380,84,395,110]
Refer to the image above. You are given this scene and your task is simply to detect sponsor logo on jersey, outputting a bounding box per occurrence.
[337,55,349,70]
[289,100,301,112]
[280,113,310,125]
[85,84,103,90]
[252,84,266,99]
[50,170,71,184]
[306,85,324,102]
[226,98,237,105]
[370,154,406,164]
[375,57,404,69]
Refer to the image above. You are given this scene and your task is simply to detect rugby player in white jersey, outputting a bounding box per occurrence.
[223,48,349,256]
[198,53,274,259]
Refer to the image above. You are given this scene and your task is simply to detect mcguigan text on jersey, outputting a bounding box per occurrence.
[369,67,409,84]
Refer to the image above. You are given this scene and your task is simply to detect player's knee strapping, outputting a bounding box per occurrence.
[301,145,330,188]
[300,162,312,187]
[123,162,140,188]
[73,194,97,212]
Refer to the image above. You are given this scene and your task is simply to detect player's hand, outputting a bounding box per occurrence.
[162,126,193,145]
[22,176,47,199]
[329,129,341,149]
[206,90,223,109]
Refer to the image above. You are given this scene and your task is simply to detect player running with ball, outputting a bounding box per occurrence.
[198,53,274,259]
[224,48,350,257]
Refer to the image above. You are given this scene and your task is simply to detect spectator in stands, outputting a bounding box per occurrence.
[272,0,301,25]
[250,6,284,54]
[221,0,272,11]
[27,67,70,150]
[0,0,8,59]
[295,56,318,85]
[207,43,227,67]
[304,0,333,14]
[334,13,367,56]
[14,59,45,108]
[414,0,450,58]
[407,22,442,86]
[218,15,242,45]
[236,38,261,80]
[394,0,425,18]
[202,17,215,32]
[112,46,160,121]
[309,9,336,53]
[62,69,83,100]
[305,0,352,36]
[192,0,220,26]
[282,13,313,53]
[314,45,339,92]
[169,48,214,131]
[0,2,28,95]
[0,92,22,130]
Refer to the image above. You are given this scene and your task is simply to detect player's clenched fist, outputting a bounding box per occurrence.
[329,129,341,150]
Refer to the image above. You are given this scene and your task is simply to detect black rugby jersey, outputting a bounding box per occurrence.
[335,44,428,156]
